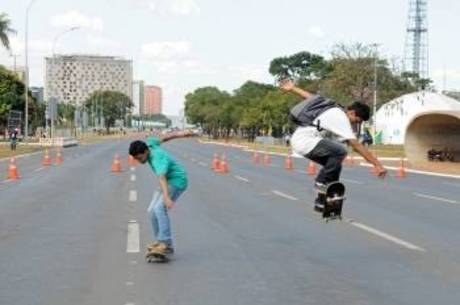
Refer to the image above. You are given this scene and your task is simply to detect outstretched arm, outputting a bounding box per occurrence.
[348,139,387,178]
[279,79,314,99]
[159,130,198,144]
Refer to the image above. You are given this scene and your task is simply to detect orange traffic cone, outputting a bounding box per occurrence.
[219,153,229,174]
[253,151,260,164]
[42,149,52,166]
[55,148,63,165]
[7,157,20,180]
[285,154,293,171]
[307,161,317,175]
[212,153,221,171]
[263,153,271,165]
[396,158,407,178]
[111,154,122,173]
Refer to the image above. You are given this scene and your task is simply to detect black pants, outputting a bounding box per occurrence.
[306,139,348,185]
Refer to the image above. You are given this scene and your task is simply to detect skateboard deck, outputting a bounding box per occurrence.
[316,182,346,222]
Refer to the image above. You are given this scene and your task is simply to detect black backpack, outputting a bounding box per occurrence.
[289,95,339,130]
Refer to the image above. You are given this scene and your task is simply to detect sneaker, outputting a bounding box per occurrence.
[314,195,325,212]
[314,182,327,193]
[148,241,174,255]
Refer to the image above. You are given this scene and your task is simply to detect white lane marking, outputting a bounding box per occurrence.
[268,164,279,168]
[342,178,363,185]
[191,158,197,162]
[346,219,425,252]
[126,281,134,286]
[126,221,140,253]
[129,190,137,202]
[414,193,458,205]
[234,175,250,183]
[130,174,136,182]
[130,167,135,172]
[34,167,44,172]
[295,170,306,174]
[125,303,135,305]
[198,161,207,167]
[272,190,298,201]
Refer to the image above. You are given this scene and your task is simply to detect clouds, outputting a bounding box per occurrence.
[141,41,191,59]
[308,26,325,38]
[147,0,201,16]
[50,11,104,31]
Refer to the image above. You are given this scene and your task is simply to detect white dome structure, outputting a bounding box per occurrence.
[375,91,460,162]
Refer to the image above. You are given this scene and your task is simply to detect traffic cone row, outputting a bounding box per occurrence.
[42,149,52,166]
[252,151,260,164]
[55,148,63,165]
[7,157,20,180]
[111,154,123,173]
[284,153,293,171]
[307,161,317,175]
[211,152,229,174]
[263,153,271,165]
[211,153,221,171]
[396,158,407,178]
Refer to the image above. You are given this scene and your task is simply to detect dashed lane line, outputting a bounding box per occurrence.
[129,190,137,202]
[414,193,458,205]
[234,175,250,183]
[272,190,298,201]
[126,220,140,253]
[346,219,425,252]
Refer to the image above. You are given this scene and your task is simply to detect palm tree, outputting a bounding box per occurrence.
[0,13,16,51]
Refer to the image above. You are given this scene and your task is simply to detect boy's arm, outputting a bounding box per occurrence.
[159,130,198,144]
[279,79,314,99]
[348,139,387,178]
[158,175,174,209]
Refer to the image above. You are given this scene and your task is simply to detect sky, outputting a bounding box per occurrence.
[1,0,459,115]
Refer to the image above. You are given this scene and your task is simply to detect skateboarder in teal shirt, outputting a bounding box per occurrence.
[129,130,196,258]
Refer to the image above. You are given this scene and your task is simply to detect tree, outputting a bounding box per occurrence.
[0,13,16,51]
[84,90,132,133]
[0,65,42,133]
[269,51,331,81]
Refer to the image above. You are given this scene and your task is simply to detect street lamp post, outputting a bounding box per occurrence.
[49,26,81,138]
[24,0,37,142]
[371,43,380,138]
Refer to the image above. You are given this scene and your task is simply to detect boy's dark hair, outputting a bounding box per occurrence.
[348,101,370,121]
[129,140,148,156]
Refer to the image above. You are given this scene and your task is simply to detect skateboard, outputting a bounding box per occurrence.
[145,250,171,263]
[315,181,346,222]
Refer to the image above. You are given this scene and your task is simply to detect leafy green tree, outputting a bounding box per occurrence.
[84,90,132,133]
[0,13,16,51]
[269,51,331,81]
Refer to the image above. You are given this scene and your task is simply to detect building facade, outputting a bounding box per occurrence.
[132,80,144,116]
[45,55,133,106]
[144,85,162,115]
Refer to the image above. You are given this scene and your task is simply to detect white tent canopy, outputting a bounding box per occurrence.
[375,91,460,145]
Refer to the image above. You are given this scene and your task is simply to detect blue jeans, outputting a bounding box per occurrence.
[147,186,184,247]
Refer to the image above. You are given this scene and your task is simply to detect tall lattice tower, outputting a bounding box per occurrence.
[404,0,429,79]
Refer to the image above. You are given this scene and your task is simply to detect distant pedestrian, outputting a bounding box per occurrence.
[9,128,18,151]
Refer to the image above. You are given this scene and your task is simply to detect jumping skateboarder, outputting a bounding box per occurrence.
[280,79,387,210]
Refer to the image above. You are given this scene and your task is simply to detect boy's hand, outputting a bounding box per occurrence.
[374,165,387,178]
[164,196,175,209]
[279,79,295,91]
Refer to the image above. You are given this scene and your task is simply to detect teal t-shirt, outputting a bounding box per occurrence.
[146,137,188,190]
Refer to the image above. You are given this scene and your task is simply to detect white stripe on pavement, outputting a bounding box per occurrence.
[130,174,136,182]
[272,190,298,201]
[130,167,135,172]
[346,219,425,252]
[34,167,44,172]
[129,190,137,202]
[198,161,207,167]
[234,175,250,183]
[341,178,363,185]
[126,221,140,253]
[414,193,458,205]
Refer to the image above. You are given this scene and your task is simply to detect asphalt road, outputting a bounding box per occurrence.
[1,138,459,305]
